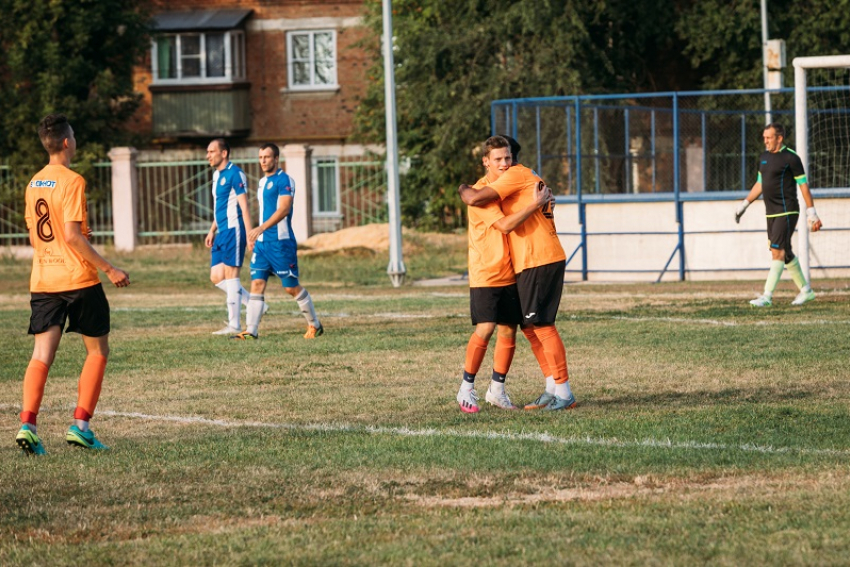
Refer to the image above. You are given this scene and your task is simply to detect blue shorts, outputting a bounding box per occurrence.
[250,239,299,287]
[210,227,246,268]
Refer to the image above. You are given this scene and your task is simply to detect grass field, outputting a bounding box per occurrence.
[2,241,850,566]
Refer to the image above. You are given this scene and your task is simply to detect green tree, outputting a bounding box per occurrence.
[677,0,850,90]
[354,0,698,230]
[0,0,151,175]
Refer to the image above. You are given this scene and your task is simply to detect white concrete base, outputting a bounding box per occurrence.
[554,197,850,282]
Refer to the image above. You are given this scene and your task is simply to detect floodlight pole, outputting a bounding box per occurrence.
[761,0,772,124]
[382,0,406,287]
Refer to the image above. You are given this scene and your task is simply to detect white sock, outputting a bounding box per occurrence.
[545,375,556,395]
[554,381,573,400]
[246,294,265,335]
[295,288,320,327]
[459,380,473,393]
[224,278,242,330]
[216,280,250,306]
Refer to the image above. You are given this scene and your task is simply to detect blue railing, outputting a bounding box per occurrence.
[492,87,850,280]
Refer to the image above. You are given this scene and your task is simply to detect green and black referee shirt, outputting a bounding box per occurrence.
[756,146,808,217]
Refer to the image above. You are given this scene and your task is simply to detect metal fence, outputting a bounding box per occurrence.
[1,155,387,248]
[0,162,113,248]
[491,88,813,196]
[136,156,265,245]
[492,87,850,280]
[135,155,386,245]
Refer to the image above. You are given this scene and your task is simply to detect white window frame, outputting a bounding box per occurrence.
[286,29,338,91]
[312,157,342,217]
[151,30,246,85]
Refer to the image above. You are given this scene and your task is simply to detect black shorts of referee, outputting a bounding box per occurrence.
[766,213,799,262]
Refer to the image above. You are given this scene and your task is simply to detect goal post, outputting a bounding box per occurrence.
[793,55,850,282]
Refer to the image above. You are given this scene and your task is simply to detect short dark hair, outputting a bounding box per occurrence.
[482,135,510,158]
[259,143,280,160]
[38,114,73,155]
[765,123,786,139]
[211,138,231,158]
[501,135,521,162]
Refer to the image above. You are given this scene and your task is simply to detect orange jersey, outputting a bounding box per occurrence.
[487,164,565,273]
[25,164,99,292]
[467,174,515,287]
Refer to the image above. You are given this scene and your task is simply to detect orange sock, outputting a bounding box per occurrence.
[493,335,516,376]
[75,354,107,421]
[522,327,551,377]
[464,334,489,376]
[21,360,49,425]
[534,325,569,384]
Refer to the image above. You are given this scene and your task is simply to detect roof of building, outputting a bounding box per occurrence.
[153,9,252,32]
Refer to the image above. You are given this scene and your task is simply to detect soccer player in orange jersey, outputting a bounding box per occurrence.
[16,114,130,455]
[457,136,552,413]
[459,137,577,411]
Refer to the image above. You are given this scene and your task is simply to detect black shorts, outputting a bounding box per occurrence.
[767,214,798,261]
[516,260,566,327]
[469,284,522,326]
[29,283,111,337]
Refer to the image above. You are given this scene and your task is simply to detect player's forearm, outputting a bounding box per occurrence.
[65,226,114,273]
[459,184,499,207]
[744,182,762,204]
[799,183,815,208]
[236,194,252,231]
[492,202,539,234]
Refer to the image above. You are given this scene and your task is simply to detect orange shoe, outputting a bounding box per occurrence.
[304,324,324,339]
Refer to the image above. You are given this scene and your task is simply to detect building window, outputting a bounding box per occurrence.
[312,158,340,216]
[287,30,337,90]
[152,31,246,84]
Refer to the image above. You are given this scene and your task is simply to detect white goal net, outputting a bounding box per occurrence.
[793,55,850,280]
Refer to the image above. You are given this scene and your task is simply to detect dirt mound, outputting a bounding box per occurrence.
[301,223,401,254]
[300,223,466,258]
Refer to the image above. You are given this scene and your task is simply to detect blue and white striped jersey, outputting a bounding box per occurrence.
[212,162,248,230]
[257,168,296,243]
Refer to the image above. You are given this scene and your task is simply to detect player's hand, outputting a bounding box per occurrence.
[248,227,262,244]
[106,266,130,288]
[85,227,93,241]
[535,183,554,208]
[734,199,750,223]
[807,207,822,232]
[204,231,215,248]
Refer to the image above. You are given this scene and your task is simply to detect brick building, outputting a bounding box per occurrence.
[127,0,383,237]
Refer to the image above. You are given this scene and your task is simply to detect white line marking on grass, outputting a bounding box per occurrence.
[570,315,737,327]
[568,314,850,327]
[86,409,850,457]
[1,403,846,457]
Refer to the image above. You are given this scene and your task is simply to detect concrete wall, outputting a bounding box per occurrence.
[553,197,850,282]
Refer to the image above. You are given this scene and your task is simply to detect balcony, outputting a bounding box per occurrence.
[151,83,251,138]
